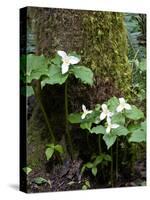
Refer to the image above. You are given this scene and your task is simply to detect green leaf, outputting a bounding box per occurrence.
[51,54,62,66]
[42,64,68,85]
[112,126,129,136]
[128,123,141,132]
[22,167,32,175]
[85,162,93,169]
[21,86,34,97]
[107,96,119,112]
[45,147,54,160]
[93,155,103,166]
[71,66,93,86]
[33,177,48,185]
[111,113,125,125]
[82,185,88,190]
[85,180,90,188]
[129,129,146,143]
[103,133,117,149]
[54,144,63,154]
[141,121,146,132]
[138,59,146,71]
[80,122,92,130]
[103,154,112,161]
[125,105,144,120]
[90,125,106,134]
[24,54,49,83]
[68,113,82,124]
[92,167,97,176]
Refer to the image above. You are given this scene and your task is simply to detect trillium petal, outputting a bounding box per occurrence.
[116,105,124,112]
[81,113,86,119]
[68,56,80,64]
[57,50,67,58]
[61,63,69,74]
[100,112,106,121]
[102,104,108,112]
[119,97,125,104]
[124,103,131,110]
[87,110,92,114]
[82,104,86,113]
[112,124,119,129]
[106,126,111,134]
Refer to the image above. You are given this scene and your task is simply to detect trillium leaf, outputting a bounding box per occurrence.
[107,96,119,112]
[68,113,82,124]
[21,86,34,97]
[129,129,146,143]
[92,167,97,176]
[21,54,49,83]
[86,162,93,169]
[90,125,106,134]
[80,122,92,130]
[42,64,68,85]
[71,65,93,86]
[125,105,144,120]
[45,147,54,160]
[33,177,48,185]
[54,144,64,154]
[128,123,141,132]
[103,133,117,149]
[111,113,125,125]
[112,126,129,136]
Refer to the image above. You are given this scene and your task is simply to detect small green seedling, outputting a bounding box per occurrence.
[81,154,112,177]
[22,166,32,175]
[45,143,64,160]
[33,177,51,186]
[82,180,91,190]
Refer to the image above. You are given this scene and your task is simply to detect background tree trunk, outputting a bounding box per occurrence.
[26,7,131,168]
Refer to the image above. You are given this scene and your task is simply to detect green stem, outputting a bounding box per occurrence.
[65,81,73,159]
[116,138,118,183]
[111,147,114,187]
[32,80,55,143]
[98,135,102,154]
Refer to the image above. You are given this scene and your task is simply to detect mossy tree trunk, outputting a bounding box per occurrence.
[27,7,131,167]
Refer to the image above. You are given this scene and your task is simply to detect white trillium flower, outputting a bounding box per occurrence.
[106,118,119,134]
[100,104,113,121]
[81,104,93,120]
[116,97,131,113]
[57,50,80,74]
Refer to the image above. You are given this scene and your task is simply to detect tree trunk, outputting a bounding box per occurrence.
[26,7,131,168]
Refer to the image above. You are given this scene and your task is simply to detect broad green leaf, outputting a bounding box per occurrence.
[129,129,146,143]
[51,55,62,66]
[112,126,129,136]
[22,167,32,175]
[128,123,141,132]
[103,133,117,149]
[103,154,112,161]
[85,162,93,169]
[125,105,144,120]
[33,177,48,185]
[24,54,49,83]
[141,121,146,132]
[90,125,105,134]
[54,144,64,154]
[71,65,93,86]
[68,113,81,124]
[80,122,92,130]
[107,96,119,112]
[42,64,68,85]
[93,155,103,166]
[46,143,55,148]
[92,167,97,176]
[45,147,54,160]
[111,113,125,125]
[21,86,34,97]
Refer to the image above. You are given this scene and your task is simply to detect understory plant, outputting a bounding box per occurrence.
[68,96,146,186]
[21,51,93,159]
